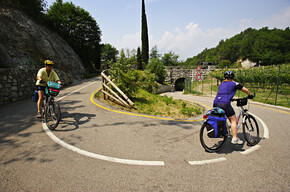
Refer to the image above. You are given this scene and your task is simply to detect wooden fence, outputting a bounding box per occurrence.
[101,71,134,108]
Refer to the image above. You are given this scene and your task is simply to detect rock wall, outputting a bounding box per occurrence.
[0,68,73,105]
[0,7,85,77]
[0,7,87,105]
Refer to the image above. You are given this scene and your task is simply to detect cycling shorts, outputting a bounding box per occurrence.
[213,103,235,117]
[36,85,46,91]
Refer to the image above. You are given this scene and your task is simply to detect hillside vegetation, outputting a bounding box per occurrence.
[184,27,290,68]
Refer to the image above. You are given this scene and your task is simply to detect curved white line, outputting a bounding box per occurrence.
[188,157,227,165]
[249,112,269,139]
[57,81,96,101]
[43,82,267,166]
[240,145,261,155]
[43,123,164,166]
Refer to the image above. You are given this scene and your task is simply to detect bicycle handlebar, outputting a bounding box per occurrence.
[231,92,255,102]
[39,80,64,87]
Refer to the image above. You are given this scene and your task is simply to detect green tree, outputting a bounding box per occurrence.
[46,0,102,72]
[110,49,157,95]
[146,58,166,83]
[150,45,161,59]
[100,43,118,69]
[161,51,180,66]
[186,27,290,67]
[137,47,142,70]
[141,0,149,65]
[218,60,231,68]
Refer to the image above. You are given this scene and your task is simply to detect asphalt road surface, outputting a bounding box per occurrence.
[0,77,289,192]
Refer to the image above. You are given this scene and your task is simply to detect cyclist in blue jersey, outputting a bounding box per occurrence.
[213,71,253,144]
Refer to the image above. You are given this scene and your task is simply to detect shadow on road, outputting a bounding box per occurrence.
[55,111,96,131]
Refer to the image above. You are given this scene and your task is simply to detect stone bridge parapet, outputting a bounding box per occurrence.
[165,66,215,84]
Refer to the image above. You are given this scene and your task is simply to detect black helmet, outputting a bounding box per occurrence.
[224,71,234,79]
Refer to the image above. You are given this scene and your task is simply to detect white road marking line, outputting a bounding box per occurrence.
[45,83,266,166]
[188,157,227,165]
[57,81,96,101]
[44,81,165,166]
[249,112,269,139]
[240,145,261,155]
[43,123,165,166]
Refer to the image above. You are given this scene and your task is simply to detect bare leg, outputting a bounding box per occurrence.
[228,114,238,139]
[37,90,44,113]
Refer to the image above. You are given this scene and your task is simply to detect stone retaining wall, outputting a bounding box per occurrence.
[165,66,214,83]
[0,68,73,105]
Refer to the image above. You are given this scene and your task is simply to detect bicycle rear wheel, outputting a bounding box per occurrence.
[243,114,259,146]
[44,101,61,130]
[200,123,227,153]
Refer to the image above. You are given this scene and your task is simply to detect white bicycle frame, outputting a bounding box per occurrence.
[226,105,248,136]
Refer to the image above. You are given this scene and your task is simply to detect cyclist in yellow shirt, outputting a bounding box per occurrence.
[36,60,62,118]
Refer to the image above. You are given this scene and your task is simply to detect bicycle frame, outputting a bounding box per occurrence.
[227,105,247,135]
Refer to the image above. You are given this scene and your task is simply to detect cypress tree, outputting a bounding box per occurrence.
[137,47,142,70]
[141,0,149,65]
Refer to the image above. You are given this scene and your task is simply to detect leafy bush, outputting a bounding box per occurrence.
[146,58,166,83]
[110,50,158,96]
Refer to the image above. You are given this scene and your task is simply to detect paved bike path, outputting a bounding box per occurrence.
[0,77,289,191]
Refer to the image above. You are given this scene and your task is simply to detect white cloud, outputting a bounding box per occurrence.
[261,6,290,28]
[115,32,140,51]
[150,21,242,60]
[115,7,290,61]
[115,22,241,60]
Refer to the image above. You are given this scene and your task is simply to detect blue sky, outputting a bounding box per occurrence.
[45,0,290,60]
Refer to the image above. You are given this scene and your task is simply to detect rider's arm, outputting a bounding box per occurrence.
[56,80,63,87]
[37,76,47,84]
[241,87,251,96]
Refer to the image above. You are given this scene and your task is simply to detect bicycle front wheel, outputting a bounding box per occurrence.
[44,101,61,130]
[200,123,227,153]
[243,114,259,146]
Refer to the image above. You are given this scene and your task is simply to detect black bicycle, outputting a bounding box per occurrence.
[200,94,259,152]
[41,81,62,130]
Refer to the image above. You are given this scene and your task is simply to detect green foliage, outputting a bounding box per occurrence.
[131,89,203,118]
[163,95,174,105]
[46,0,101,72]
[100,43,119,69]
[161,51,180,66]
[218,60,231,68]
[150,46,161,59]
[146,58,166,83]
[184,27,290,67]
[110,50,157,96]
[180,101,202,116]
[137,47,142,70]
[210,64,290,86]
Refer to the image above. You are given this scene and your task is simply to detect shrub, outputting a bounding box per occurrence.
[146,58,166,83]
[110,50,158,96]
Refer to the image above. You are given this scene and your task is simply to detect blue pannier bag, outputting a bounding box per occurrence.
[32,90,38,102]
[205,107,227,138]
[45,81,60,96]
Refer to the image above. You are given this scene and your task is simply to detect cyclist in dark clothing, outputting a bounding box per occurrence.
[213,71,253,144]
